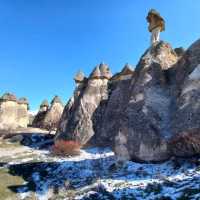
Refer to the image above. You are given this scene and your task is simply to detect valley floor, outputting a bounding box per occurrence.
[0,129,200,200]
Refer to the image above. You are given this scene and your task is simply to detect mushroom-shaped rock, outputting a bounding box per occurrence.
[18,97,29,105]
[74,70,85,83]
[146,9,165,32]
[99,63,112,79]
[0,93,29,130]
[0,93,17,102]
[89,65,101,79]
[40,99,49,108]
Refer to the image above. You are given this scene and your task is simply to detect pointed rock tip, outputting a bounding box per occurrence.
[40,99,49,107]
[90,65,101,79]
[121,63,134,75]
[51,95,63,105]
[99,62,112,79]
[74,70,85,82]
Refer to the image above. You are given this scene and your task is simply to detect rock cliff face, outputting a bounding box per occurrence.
[170,39,200,157]
[56,63,112,144]
[33,97,64,130]
[0,93,29,130]
[56,39,200,162]
[115,42,178,162]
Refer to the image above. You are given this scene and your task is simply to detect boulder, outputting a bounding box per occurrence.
[9,134,24,143]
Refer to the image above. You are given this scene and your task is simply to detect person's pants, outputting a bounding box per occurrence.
[151,27,161,44]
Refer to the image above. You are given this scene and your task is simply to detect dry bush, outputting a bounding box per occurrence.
[52,140,81,156]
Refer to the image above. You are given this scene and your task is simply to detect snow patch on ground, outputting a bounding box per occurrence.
[1,135,200,199]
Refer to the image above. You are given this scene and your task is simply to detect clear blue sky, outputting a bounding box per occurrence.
[0,0,199,111]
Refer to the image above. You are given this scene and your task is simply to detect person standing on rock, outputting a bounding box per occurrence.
[146,9,165,45]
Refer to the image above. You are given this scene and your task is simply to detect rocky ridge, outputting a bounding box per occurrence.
[56,39,200,162]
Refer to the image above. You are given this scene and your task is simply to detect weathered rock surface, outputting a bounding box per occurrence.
[93,64,134,146]
[32,100,49,128]
[56,63,112,144]
[0,93,29,130]
[56,39,200,162]
[115,42,178,162]
[43,96,64,130]
[170,39,200,157]
[17,98,29,128]
[33,96,64,130]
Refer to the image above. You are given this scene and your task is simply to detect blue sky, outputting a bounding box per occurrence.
[0,0,200,111]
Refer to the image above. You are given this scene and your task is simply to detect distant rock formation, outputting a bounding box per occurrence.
[0,93,29,130]
[56,39,200,162]
[32,100,49,128]
[42,96,64,130]
[33,96,64,130]
[17,97,29,128]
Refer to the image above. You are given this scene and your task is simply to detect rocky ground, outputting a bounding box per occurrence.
[0,128,200,200]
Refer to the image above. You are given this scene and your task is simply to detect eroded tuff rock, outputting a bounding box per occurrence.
[56,63,112,144]
[115,41,178,162]
[32,99,49,128]
[56,39,200,162]
[93,64,134,146]
[43,96,64,130]
[33,96,64,130]
[0,93,29,130]
[170,39,200,157]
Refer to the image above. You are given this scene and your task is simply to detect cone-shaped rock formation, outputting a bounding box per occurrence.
[56,63,112,144]
[33,96,64,130]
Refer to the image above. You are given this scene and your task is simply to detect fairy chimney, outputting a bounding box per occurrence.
[90,65,101,79]
[74,70,85,83]
[111,63,134,82]
[99,62,112,79]
[17,97,29,128]
[39,99,49,112]
[42,96,64,130]
[0,93,29,130]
